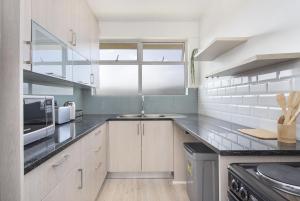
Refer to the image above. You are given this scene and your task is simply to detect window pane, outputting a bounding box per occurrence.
[143,43,184,62]
[100,43,137,61]
[142,65,185,95]
[98,65,139,95]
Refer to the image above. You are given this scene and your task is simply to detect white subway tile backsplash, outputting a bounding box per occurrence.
[279,69,293,79]
[268,107,282,120]
[258,94,278,107]
[250,83,267,94]
[251,76,257,82]
[268,79,291,92]
[238,105,251,115]
[221,79,230,87]
[242,77,249,84]
[236,85,249,95]
[258,72,277,81]
[252,106,269,118]
[231,96,243,104]
[243,95,258,105]
[232,78,242,85]
[222,96,231,104]
[226,87,236,95]
[214,80,221,88]
[218,88,226,96]
[200,62,300,140]
[293,77,300,90]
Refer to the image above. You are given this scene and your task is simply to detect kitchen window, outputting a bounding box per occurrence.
[98,41,186,95]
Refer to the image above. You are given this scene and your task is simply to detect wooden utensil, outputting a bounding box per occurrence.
[288,103,300,124]
[238,128,277,140]
[276,93,287,117]
[284,92,296,124]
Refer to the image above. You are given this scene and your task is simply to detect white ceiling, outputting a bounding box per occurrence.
[86,0,211,21]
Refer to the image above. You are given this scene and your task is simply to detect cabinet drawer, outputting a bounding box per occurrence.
[93,124,106,148]
[24,142,81,201]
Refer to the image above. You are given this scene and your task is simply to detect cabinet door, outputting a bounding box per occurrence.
[141,121,174,172]
[108,121,141,172]
[42,167,83,201]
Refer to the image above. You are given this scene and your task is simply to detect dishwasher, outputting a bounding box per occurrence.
[184,142,218,201]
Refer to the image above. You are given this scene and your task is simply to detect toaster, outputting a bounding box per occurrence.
[55,106,71,124]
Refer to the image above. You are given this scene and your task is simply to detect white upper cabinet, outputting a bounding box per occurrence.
[31,0,99,61]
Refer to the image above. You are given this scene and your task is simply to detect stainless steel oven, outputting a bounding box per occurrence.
[23,95,55,145]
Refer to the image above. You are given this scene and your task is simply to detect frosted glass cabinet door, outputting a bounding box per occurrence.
[31,22,66,79]
[72,65,92,85]
[72,51,92,85]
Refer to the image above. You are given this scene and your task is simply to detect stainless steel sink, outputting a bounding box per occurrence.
[117,114,143,118]
[116,114,186,119]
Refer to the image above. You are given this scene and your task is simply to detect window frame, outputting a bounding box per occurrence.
[98,39,188,95]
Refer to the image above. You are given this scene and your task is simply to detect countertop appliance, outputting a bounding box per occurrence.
[23,95,55,145]
[55,106,71,124]
[184,143,218,201]
[63,101,76,120]
[228,162,300,201]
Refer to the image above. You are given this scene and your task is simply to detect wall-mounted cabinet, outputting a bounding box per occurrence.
[26,21,95,88]
[31,0,98,60]
[25,0,100,89]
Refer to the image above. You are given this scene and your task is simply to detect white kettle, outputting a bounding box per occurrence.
[64,101,76,120]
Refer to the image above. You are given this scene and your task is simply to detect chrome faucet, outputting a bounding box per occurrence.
[141,95,145,116]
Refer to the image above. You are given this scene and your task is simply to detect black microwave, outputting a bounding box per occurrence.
[23,95,55,145]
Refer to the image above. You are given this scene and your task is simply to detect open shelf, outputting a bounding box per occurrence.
[194,37,248,61]
[23,69,92,89]
[206,52,300,77]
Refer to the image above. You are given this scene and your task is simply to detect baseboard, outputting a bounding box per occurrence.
[107,172,173,179]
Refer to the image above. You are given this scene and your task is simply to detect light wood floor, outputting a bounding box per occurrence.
[97,179,190,201]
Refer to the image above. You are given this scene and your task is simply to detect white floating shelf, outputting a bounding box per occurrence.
[206,52,300,77]
[23,69,92,89]
[194,37,248,61]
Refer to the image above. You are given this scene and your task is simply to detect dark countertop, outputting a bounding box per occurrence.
[24,114,300,174]
[24,114,114,174]
[174,114,300,156]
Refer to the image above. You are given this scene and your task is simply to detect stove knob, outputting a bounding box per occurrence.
[239,187,248,201]
[230,179,239,192]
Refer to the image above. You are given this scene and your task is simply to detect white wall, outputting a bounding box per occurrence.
[198,0,300,82]
[98,20,200,87]
[0,0,23,200]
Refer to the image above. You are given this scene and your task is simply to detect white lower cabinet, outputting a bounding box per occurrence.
[108,121,174,173]
[24,124,107,201]
[141,121,174,172]
[108,121,141,172]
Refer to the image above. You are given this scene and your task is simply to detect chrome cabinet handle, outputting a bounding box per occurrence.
[90,73,94,84]
[142,123,145,136]
[52,154,70,168]
[78,168,83,189]
[137,124,140,135]
[95,146,102,153]
[69,29,74,46]
[95,162,102,170]
[73,32,77,46]
[24,41,32,65]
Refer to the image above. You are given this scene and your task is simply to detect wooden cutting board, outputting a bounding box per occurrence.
[238,128,277,140]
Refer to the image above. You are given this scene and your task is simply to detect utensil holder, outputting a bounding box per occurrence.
[277,116,296,144]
